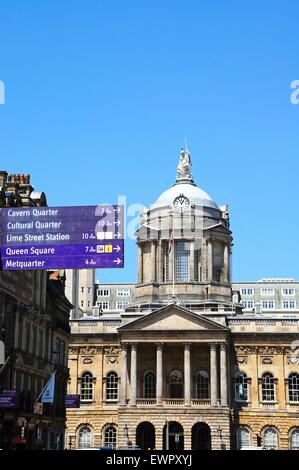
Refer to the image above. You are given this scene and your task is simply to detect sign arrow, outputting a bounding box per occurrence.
[114,220,120,226]
[114,207,121,213]
[113,245,121,252]
[114,232,121,238]
[113,258,122,265]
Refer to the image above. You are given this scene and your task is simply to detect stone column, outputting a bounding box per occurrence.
[120,344,128,405]
[151,242,156,282]
[138,244,143,284]
[157,240,163,283]
[200,239,206,282]
[130,344,137,406]
[223,244,229,283]
[189,241,195,282]
[169,241,173,282]
[184,343,191,406]
[210,343,218,406]
[220,343,228,406]
[156,343,163,405]
[207,240,213,281]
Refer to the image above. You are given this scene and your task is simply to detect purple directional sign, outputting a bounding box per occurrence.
[0,205,124,271]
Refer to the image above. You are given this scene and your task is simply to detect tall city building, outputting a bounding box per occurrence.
[66,150,299,451]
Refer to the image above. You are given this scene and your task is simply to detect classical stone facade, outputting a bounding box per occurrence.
[66,149,299,451]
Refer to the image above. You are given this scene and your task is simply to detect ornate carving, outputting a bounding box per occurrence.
[287,356,299,365]
[68,346,103,355]
[261,356,273,365]
[235,346,287,355]
[103,347,121,355]
[176,148,194,183]
[237,356,248,364]
[82,357,93,364]
[106,356,118,364]
[103,346,121,365]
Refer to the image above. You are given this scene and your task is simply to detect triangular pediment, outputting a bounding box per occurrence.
[204,223,232,235]
[119,304,228,332]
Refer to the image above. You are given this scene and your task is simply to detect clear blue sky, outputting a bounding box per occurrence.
[0,1,298,283]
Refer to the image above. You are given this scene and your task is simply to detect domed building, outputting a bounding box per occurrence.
[66,148,299,451]
[134,147,232,306]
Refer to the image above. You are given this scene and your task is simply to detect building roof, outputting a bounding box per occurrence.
[153,182,219,210]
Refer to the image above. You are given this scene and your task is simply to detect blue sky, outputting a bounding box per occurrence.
[0,0,298,283]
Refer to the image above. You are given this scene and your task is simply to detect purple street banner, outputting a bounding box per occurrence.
[0,241,124,271]
[1,230,123,246]
[65,394,80,408]
[0,205,124,220]
[0,205,125,271]
[0,205,124,246]
[0,390,20,408]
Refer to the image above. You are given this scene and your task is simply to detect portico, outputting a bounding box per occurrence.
[118,304,230,409]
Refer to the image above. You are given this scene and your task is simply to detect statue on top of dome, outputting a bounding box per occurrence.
[176,146,194,184]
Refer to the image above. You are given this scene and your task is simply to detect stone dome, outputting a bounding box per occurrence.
[153,182,219,210]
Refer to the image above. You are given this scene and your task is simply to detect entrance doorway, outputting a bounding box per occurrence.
[192,423,211,450]
[136,422,155,450]
[163,422,184,451]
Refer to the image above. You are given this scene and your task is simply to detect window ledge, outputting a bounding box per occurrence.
[260,401,278,405]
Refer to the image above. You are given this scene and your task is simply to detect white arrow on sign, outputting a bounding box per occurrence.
[114,220,120,226]
[113,258,122,265]
[114,232,122,238]
[113,207,121,213]
[113,245,121,252]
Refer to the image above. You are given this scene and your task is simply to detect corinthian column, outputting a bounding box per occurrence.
[120,344,128,406]
[151,242,156,282]
[156,343,163,405]
[184,343,191,406]
[220,343,228,406]
[138,245,143,284]
[207,240,213,281]
[210,342,218,406]
[130,344,137,406]
[223,244,229,283]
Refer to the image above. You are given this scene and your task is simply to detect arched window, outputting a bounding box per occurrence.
[290,429,299,450]
[288,373,299,403]
[262,373,275,402]
[235,372,248,401]
[78,426,92,448]
[106,372,118,400]
[196,371,209,399]
[80,372,93,401]
[104,426,117,449]
[144,371,156,399]
[236,427,251,449]
[264,427,278,450]
[169,370,183,399]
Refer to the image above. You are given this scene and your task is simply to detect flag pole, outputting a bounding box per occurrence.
[36,370,56,402]
[172,225,175,300]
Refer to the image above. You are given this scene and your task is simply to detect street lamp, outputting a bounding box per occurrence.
[217,427,226,450]
[68,435,74,450]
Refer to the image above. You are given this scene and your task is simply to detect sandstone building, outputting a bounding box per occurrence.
[66,150,299,451]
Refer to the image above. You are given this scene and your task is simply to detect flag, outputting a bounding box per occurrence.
[41,372,56,404]
[168,232,174,254]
